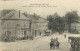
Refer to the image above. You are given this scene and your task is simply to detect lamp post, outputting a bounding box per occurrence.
[29,20,32,35]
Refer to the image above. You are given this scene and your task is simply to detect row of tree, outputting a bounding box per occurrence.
[47,11,79,34]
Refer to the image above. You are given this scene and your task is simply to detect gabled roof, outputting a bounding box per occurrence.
[23,13,40,20]
[1,10,30,24]
[38,17,48,23]
[23,13,48,23]
[1,9,14,17]
[1,10,29,20]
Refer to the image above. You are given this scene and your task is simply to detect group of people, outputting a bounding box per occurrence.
[69,37,80,48]
[50,37,60,49]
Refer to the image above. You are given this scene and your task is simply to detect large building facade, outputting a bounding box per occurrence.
[24,13,49,37]
[0,10,30,41]
[0,9,49,41]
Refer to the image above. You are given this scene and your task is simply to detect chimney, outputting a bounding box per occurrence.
[19,10,20,18]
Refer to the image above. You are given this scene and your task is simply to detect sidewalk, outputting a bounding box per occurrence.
[34,35,45,39]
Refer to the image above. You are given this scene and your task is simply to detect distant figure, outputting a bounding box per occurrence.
[27,35,29,40]
[30,35,33,40]
[40,32,42,35]
[68,37,70,43]
[64,34,66,38]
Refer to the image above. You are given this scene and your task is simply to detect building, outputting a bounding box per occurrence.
[38,17,49,36]
[0,10,30,41]
[0,9,49,41]
[71,17,80,34]
[71,22,80,34]
[23,13,49,37]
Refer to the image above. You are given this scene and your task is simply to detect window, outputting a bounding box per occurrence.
[17,24,20,26]
[5,31,11,36]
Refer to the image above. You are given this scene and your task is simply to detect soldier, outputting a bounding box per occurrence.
[50,41,54,49]
[56,41,60,49]
[75,40,79,48]
[50,37,55,49]
[70,39,75,48]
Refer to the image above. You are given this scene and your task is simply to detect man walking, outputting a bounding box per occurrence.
[50,41,54,49]
[50,37,54,49]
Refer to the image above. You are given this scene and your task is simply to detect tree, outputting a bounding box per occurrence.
[47,13,65,34]
[47,15,54,30]
[55,17,65,34]
[65,11,79,33]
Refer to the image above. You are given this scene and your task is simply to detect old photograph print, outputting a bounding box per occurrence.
[0,0,80,51]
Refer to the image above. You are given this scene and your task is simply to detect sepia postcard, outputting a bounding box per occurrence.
[0,0,80,51]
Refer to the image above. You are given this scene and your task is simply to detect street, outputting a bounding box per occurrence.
[0,33,79,51]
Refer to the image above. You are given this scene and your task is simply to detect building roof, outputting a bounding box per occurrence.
[71,22,80,26]
[1,9,14,17]
[23,13,39,20]
[1,10,29,20]
[1,10,30,24]
[38,17,48,23]
[23,13,48,23]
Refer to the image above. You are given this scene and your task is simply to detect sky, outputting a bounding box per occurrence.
[0,0,80,18]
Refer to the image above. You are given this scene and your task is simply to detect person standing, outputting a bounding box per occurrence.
[50,41,54,49]
[64,34,66,38]
[56,41,60,49]
[50,37,54,49]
